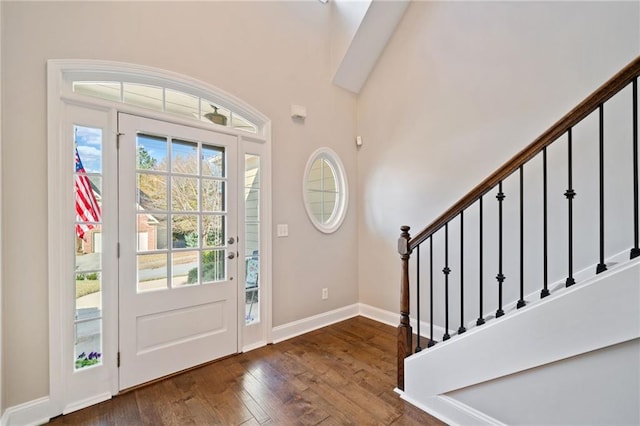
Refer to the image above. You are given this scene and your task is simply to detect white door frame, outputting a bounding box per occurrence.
[47,59,272,416]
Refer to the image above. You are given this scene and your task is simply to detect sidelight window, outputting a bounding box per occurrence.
[74,125,104,370]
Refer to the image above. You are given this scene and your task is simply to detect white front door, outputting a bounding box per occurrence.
[118,113,238,390]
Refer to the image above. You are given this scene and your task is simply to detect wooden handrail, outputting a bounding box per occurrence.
[409,56,640,251]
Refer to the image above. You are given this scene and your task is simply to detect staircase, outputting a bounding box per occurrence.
[396,57,640,425]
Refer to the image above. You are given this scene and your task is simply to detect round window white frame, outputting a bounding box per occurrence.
[302,148,348,234]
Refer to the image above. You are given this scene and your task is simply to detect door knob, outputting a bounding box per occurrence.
[227,237,235,245]
[227,252,235,260]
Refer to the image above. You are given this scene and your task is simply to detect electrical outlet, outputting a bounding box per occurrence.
[322,288,328,300]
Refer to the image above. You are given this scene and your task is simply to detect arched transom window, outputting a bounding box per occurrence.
[72,81,258,133]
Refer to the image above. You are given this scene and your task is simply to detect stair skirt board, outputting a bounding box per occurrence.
[404,258,640,400]
[465,247,637,329]
[396,391,506,426]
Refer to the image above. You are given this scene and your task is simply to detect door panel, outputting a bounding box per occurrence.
[118,114,238,390]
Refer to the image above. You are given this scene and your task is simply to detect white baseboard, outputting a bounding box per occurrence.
[358,303,452,341]
[358,303,397,326]
[2,397,53,426]
[242,340,268,353]
[271,303,360,343]
[271,302,448,346]
[62,392,111,415]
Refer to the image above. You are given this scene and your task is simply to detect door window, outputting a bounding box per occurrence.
[135,134,229,291]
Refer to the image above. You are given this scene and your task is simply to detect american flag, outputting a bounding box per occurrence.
[75,148,102,240]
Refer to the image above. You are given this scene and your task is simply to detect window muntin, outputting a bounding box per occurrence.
[303,148,348,234]
[74,125,104,370]
[71,81,258,134]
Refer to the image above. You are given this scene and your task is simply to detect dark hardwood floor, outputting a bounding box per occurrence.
[49,316,444,425]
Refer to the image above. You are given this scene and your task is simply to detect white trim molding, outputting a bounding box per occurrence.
[47,59,273,418]
[397,392,505,426]
[271,304,360,343]
[271,303,451,345]
[2,397,53,426]
[359,303,453,339]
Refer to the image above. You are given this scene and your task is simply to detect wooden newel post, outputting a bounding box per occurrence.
[397,225,412,391]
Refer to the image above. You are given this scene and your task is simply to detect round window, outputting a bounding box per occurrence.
[303,148,348,233]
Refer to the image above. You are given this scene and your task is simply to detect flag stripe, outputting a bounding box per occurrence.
[75,149,101,240]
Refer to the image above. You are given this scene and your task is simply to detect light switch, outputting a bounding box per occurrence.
[277,224,289,237]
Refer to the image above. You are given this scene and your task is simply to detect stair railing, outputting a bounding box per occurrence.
[397,56,640,391]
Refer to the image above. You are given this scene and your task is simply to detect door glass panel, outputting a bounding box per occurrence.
[171,177,199,211]
[202,146,224,177]
[73,125,103,369]
[137,135,168,171]
[202,250,225,283]
[245,154,260,324]
[173,251,199,287]
[135,133,228,291]
[172,214,199,248]
[202,215,225,247]
[171,140,198,174]
[202,179,225,212]
[137,253,169,292]
[137,214,167,252]
[137,173,167,210]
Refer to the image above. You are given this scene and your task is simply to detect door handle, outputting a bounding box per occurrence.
[227,252,235,260]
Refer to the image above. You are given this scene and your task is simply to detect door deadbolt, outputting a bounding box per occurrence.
[227,237,235,245]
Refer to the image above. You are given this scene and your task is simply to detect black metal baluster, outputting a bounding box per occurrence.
[496,182,505,318]
[458,212,466,334]
[477,196,485,326]
[565,128,577,287]
[428,236,435,347]
[443,224,451,341]
[517,166,526,309]
[597,104,608,274]
[415,245,422,353]
[632,78,640,260]
[541,147,550,298]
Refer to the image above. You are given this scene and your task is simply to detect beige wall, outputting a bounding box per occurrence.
[356,2,639,314]
[1,1,358,408]
[4,0,639,414]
